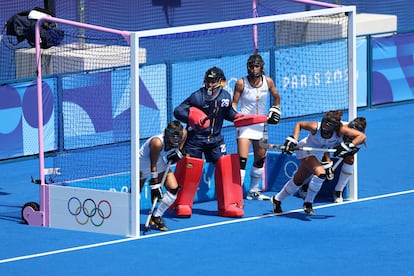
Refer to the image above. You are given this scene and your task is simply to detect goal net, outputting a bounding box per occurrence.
[31,5,356,236]
[133,6,357,201]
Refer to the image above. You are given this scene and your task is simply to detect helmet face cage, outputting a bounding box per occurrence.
[204,67,226,100]
[164,121,183,148]
[321,115,340,131]
[321,113,341,138]
[247,54,264,78]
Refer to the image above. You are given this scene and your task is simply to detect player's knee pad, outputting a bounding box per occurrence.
[317,173,326,180]
[250,166,264,178]
[167,186,180,195]
[240,157,247,170]
[253,157,266,168]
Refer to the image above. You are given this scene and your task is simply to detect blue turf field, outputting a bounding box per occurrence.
[1,102,414,275]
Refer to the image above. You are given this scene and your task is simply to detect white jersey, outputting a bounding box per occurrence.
[237,75,269,140]
[296,122,340,160]
[239,75,269,115]
[139,134,169,179]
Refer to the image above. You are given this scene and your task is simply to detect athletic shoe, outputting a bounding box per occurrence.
[270,196,282,214]
[150,215,168,231]
[246,191,270,200]
[303,202,314,215]
[334,191,343,203]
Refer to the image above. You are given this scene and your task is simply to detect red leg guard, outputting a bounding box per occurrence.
[171,157,204,217]
[215,154,244,218]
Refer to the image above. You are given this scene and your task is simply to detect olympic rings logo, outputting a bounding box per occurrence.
[284,160,298,179]
[67,197,112,227]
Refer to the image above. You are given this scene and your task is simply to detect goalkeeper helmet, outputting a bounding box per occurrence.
[343,117,367,143]
[247,54,265,79]
[204,66,225,85]
[321,110,342,139]
[204,66,226,101]
[164,120,184,149]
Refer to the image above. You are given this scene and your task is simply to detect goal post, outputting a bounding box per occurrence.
[29,16,142,236]
[26,4,356,236]
[347,8,358,201]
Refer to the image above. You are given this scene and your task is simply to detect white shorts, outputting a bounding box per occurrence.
[237,123,267,140]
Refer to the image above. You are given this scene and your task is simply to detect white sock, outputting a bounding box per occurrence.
[275,179,300,201]
[334,163,353,192]
[304,175,325,203]
[154,191,176,217]
[240,169,246,186]
[249,166,264,192]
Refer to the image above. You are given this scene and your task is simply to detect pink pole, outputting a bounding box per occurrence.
[35,17,131,226]
[252,0,258,54]
[35,19,47,226]
[290,0,341,8]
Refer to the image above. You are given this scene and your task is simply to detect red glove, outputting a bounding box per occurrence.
[188,107,210,129]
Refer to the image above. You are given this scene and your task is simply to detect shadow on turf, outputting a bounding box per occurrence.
[263,210,336,221]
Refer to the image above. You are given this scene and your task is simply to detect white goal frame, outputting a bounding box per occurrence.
[29,5,356,237]
[131,5,358,202]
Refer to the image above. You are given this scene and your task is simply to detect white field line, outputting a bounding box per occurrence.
[1,189,414,264]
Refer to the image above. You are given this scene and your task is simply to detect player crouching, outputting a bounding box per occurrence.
[139,120,186,231]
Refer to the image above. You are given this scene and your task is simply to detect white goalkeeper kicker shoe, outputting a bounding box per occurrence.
[246,191,270,200]
[334,191,344,203]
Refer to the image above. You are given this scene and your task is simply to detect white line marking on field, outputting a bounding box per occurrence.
[1,189,414,264]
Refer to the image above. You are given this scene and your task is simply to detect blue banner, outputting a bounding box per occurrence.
[265,152,345,201]
[275,41,348,117]
[372,32,414,105]
[0,79,56,159]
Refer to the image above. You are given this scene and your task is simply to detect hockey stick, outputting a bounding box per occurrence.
[144,160,172,233]
[259,139,336,153]
[332,157,344,171]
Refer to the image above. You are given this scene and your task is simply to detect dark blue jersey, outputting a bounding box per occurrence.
[174,86,238,141]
